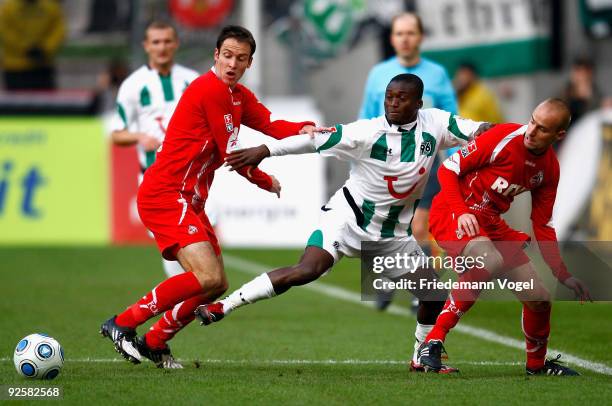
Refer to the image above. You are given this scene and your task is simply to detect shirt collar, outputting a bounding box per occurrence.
[383,116,417,132]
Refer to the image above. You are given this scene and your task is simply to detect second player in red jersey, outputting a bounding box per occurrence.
[418,99,591,376]
[139,66,313,259]
[101,25,316,368]
[430,120,570,277]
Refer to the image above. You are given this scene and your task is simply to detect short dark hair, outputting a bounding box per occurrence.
[144,20,178,40]
[391,12,424,35]
[388,73,424,99]
[216,25,256,57]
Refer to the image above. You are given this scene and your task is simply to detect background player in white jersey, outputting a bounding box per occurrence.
[110,20,198,279]
[195,74,490,372]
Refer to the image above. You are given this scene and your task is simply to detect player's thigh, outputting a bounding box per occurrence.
[488,219,531,271]
[429,200,487,259]
[177,241,226,289]
[463,236,505,275]
[501,262,550,304]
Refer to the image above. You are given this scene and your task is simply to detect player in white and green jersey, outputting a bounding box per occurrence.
[110,23,198,179]
[196,74,489,372]
[110,21,199,280]
[111,59,198,171]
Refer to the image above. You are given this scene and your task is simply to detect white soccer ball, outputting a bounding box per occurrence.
[13,333,64,380]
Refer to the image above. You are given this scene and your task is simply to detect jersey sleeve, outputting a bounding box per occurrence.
[435,109,486,150]
[235,165,273,191]
[241,88,314,139]
[530,164,572,282]
[438,123,522,215]
[111,81,138,132]
[313,121,365,162]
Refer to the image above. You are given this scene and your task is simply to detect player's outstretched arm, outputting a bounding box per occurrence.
[226,134,317,171]
[226,145,271,171]
[111,130,161,151]
[473,122,495,137]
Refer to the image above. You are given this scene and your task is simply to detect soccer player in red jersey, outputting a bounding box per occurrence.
[100,25,316,367]
[417,99,591,375]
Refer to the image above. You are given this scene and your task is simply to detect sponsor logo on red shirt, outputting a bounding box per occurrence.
[224,114,233,132]
[460,140,477,158]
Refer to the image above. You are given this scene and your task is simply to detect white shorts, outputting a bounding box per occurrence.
[306,188,425,279]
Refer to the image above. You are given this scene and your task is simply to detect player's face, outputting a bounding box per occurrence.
[214,38,253,88]
[143,28,178,69]
[384,82,422,125]
[524,106,566,153]
[390,15,423,61]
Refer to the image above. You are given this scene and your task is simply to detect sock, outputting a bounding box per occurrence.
[425,266,490,342]
[221,273,276,314]
[115,272,202,329]
[413,323,433,363]
[522,304,551,370]
[145,294,207,350]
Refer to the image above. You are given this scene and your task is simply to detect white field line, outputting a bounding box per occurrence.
[0,357,520,366]
[223,254,612,376]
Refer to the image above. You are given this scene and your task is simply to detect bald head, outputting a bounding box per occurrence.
[536,98,572,131]
[524,98,571,153]
[391,13,424,35]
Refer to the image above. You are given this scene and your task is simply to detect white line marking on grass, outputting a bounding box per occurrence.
[223,254,612,376]
[0,357,520,366]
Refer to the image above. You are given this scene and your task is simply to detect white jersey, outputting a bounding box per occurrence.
[111,64,199,171]
[314,108,482,241]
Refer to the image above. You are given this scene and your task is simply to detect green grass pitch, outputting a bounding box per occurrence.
[0,246,610,404]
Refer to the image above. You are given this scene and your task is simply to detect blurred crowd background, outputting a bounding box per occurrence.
[0,0,610,247]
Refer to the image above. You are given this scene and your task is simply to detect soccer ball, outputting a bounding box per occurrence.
[13,333,64,380]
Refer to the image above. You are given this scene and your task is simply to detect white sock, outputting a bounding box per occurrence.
[221,273,276,314]
[413,323,433,363]
[162,258,185,278]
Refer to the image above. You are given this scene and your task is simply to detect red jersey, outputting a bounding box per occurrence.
[437,123,571,281]
[139,69,313,208]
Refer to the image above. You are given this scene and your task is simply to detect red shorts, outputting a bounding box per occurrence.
[137,193,220,261]
[429,195,530,270]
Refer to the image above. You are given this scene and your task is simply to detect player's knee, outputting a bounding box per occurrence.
[203,271,228,297]
[482,252,503,274]
[465,240,504,274]
[191,260,226,291]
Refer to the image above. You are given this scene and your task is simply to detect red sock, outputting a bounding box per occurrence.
[144,294,208,350]
[426,267,490,342]
[115,272,202,329]
[522,304,551,370]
